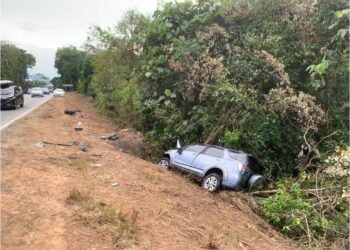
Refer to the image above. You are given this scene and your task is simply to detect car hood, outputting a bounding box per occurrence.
[0,87,14,97]
[0,92,14,100]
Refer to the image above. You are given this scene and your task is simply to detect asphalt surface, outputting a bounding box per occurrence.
[1,94,53,130]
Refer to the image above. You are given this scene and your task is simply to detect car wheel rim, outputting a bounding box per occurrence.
[158,159,169,168]
[204,176,218,191]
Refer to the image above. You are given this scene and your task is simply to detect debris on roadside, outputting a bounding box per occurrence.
[80,144,90,152]
[91,163,102,167]
[67,154,79,160]
[64,109,81,115]
[100,134,118,141]
[75,127,83,131]
[71,141,80,146]
[91,154,102,157]
[111,182,118,187]
[43,141,75,146]
[34,142,46,148]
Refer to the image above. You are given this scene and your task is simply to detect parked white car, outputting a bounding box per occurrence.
[53,88,65,97]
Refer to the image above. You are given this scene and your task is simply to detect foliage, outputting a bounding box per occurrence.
[54,1,349,247]
[54,46,86,89]
[261,171,348,248]
[1,41,35,86]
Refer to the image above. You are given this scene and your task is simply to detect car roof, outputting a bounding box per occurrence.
[189,143,246,154]
[0,80,14,85]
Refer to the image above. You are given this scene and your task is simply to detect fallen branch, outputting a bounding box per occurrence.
[204,125,224,144]
[43,141,75,146]
[251,187,344,197]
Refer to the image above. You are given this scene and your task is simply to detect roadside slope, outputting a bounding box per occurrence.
[1,93,295,249]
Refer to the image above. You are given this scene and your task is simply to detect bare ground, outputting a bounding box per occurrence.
[1,93,295,250]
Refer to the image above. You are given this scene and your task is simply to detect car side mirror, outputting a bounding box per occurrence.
[176,139,184,154]
[176,139,182,149]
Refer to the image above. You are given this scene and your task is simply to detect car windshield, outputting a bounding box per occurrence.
[32,87,42,91]
[0,85,14,95]
[55,89,64,92]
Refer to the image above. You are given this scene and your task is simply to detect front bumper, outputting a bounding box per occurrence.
[1,98,15,108]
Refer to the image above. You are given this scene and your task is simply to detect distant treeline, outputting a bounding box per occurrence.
[1,41,36,85]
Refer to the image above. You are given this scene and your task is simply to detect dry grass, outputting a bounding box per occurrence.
[66,188,91,204]
[67,189,138,248]
[1,93,294,250]
[72,156,95,170]
[207,222,220,249]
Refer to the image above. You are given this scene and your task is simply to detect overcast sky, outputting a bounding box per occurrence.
[1,0,168,78]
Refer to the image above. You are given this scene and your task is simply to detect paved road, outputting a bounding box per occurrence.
[1,94,53,130]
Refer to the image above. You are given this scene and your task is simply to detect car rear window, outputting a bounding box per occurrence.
[185,145,206,153]
[203,147,224,158]
[247,156,263,174]
[228,151,247,163]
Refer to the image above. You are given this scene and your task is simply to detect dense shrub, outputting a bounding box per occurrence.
[54,0,349,247]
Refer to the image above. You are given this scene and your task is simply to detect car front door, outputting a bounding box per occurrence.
[191,147,225,175]
[173,145,206,174]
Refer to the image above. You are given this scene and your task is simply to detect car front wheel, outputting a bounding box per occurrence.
[202,173,222,192]
[158,157,170,169]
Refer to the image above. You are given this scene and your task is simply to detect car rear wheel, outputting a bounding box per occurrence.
[13,100,17,110]
[247,174,266,192]
[20,101,24,107]
[158,157,170,169]
[202,173,222,192]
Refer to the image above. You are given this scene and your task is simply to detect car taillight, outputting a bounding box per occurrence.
[238,163,248,173]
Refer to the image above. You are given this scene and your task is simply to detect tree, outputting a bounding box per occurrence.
[54,46,84,89]
[1,41,36,86]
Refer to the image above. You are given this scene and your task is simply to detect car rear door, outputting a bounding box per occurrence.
[191,147,224,175]
[173,145,206,173]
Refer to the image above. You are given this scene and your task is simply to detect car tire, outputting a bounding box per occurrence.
[158,157,170,170]
[202,173,222,192]
[13,100,17,110]
[20,101,24,107]
[247,175,266,192]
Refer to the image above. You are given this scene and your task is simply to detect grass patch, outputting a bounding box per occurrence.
[207,222,220,249]
[72,156,95,170]
[67,189,138,248]
[66,188,91,204]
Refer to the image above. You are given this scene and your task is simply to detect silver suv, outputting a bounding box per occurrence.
[158,140,266,191]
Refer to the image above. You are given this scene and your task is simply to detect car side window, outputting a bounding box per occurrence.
[185,145,206,153]
[204,147,224,158]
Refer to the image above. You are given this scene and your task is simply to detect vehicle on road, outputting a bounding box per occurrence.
[0,81,24,110]
[42,87,50,94]
[53,88,65,97]
[158,140,266,192]
[31,87,44,97]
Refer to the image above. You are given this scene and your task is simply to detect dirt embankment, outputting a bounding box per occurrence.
[1,93,295,250]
